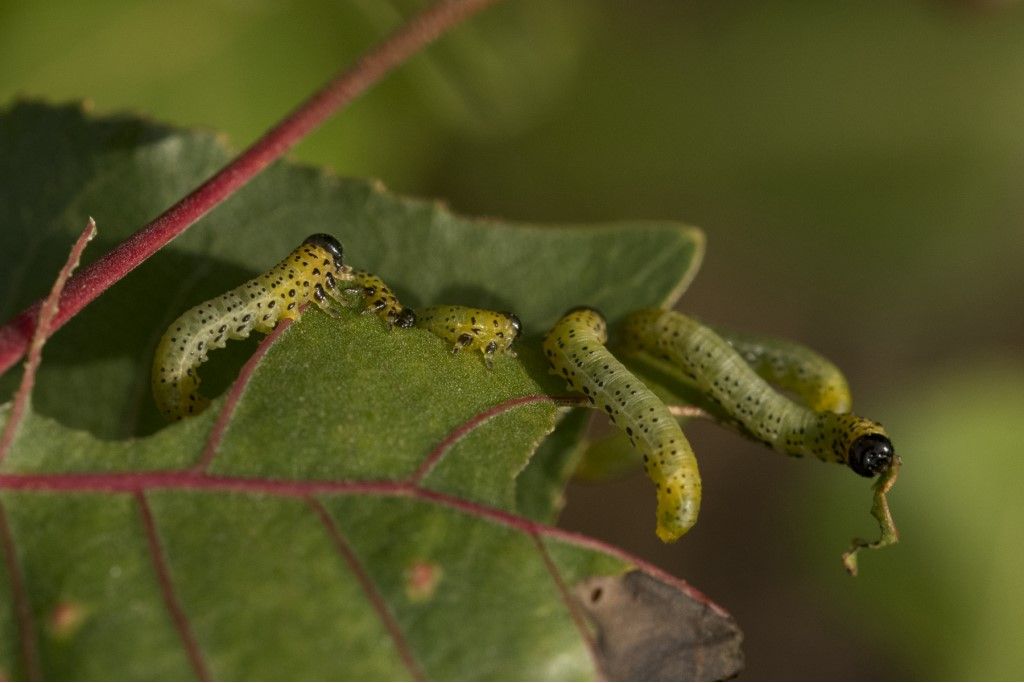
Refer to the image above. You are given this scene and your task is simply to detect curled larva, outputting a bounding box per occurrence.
[711,327,852,413]
[152,233,350,421]
[619,308,900,574]
[416,305,522,368]
[343,268,416,328]
[619,309,894,478]
[543,306,701,542]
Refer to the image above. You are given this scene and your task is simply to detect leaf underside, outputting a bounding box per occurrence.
[0,100,741,680]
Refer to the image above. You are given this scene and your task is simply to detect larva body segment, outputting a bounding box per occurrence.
[619,309,894,478]
[416,305,522,368]
[712,327,852,413]
[344,269,416,328]
[152,234,350,421]
[543,307,701,542]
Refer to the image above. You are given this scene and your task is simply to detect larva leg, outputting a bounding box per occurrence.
[543,307,701,542]
[710,326,852,413]
[452,333,473,354]
[319,290,355,320]
[152,234,348,421]
[416,305,522,369]
[311,280,351,319]
[481,340,499,370]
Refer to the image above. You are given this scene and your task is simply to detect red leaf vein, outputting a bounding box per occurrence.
[409,393,557,484]
[531,532,607,680]
[135,491,211,681]
[0,472,728,620]
[0,499,41,680]
[193,317,294,472]
[306,496,424,680]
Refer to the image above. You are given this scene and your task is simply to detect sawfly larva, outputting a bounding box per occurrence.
[343,268,416,329]
[618,308,899,574]
[619,309,894,476]
[415,305,522,368]
[543,306,701,542]
[152,234,350,421]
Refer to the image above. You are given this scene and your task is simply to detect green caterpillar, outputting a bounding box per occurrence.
[415,305,522,368]
[619,309,893,477]
[543,307,702,542]
[711,327,852,413]
[618,309,899,573]
[152,234,350,421]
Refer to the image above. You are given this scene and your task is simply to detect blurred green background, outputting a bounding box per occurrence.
[3,0,1022,678]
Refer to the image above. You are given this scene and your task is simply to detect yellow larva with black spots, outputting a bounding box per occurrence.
[343,268,416,328]
[711,326,852,413]
[619,309,894,479]
[416,305,522,368]
[543,306,701,542]
[152,234,350,421]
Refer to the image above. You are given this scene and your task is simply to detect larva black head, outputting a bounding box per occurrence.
[505,312,523,339]
[395,307,417,329]
[848,433,895,478]
[302,234,344,269]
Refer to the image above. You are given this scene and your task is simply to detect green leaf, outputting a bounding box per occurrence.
[0,101,705,440]
[0,318,740,680]
[0,101,737,679]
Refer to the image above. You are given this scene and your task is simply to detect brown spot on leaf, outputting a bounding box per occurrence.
[404,559,443,602]
[47,600,88,640]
